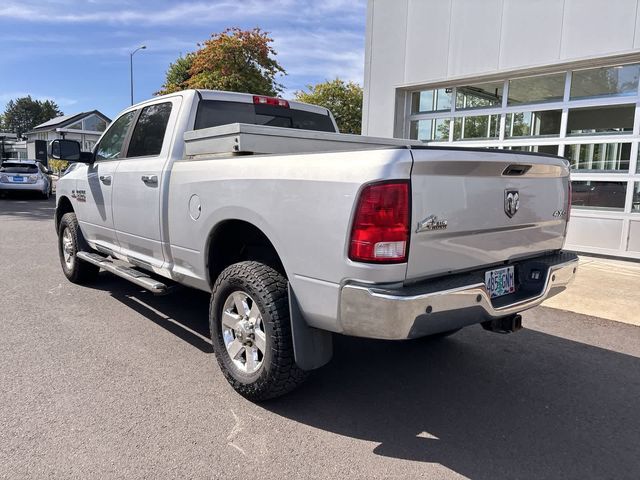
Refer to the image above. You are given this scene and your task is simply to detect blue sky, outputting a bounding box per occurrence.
[0,0,366,120]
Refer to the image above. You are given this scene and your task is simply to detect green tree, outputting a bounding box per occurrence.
[294,79,363,134]
[156,54,194,95]
[2,96,62,137]
[157,28,285,96]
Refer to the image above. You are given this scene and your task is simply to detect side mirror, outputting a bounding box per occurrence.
[50,139,93,163]
[46,169,53,175]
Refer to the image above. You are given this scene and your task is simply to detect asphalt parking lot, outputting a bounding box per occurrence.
[1,196,639,480]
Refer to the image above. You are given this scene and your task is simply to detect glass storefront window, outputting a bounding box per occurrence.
[506,145,559,155]
[409,118,450,142]
[508,73,566,105]
[567,104,634,135]
[632,182,640,213]
[455,81,503,110]
[453,114,500,140]
[571,181,627,211]
[505,110,561,137]
[565,143,631,171]
[570,64,640,100]
[411,89,452,114]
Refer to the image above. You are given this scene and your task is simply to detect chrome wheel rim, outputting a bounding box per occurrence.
[61,228,75,270]
[221,291,266,374]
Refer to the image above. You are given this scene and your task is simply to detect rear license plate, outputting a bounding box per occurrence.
[12,176,24,182]
[485,266,516,299]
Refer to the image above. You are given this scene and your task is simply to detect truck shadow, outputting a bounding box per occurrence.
[89,274,213,353]
[86,276,640,479]
[265,327,640,479]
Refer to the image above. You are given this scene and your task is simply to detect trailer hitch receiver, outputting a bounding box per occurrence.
[482,314,523,334]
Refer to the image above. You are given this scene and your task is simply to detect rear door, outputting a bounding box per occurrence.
[111,98,179,269]
[406,148,570,281]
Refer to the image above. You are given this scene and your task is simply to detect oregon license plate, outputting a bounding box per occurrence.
[485,266,516,299]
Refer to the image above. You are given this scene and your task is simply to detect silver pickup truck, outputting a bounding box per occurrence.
[51,89,578,401]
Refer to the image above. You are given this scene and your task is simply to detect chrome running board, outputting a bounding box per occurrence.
[76,251,168,295]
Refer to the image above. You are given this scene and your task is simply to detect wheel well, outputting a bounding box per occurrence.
[207,220,286,287]
[55,196,74,232]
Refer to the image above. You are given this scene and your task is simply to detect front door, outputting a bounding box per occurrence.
[75,111,136,252]
[111,100,176,269]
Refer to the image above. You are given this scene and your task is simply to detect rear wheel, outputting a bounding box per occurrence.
[209,261,307,401]
[58,212,99,284]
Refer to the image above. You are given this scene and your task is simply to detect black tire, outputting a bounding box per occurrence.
[58,212,99,284]
[210,261,307,401]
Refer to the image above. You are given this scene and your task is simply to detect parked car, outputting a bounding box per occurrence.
[0,159,53,199]
[51,89,578,401]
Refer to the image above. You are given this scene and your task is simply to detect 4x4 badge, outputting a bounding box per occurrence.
[504,190,519,218]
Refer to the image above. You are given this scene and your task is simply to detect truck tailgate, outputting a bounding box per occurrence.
[407,148,570,281]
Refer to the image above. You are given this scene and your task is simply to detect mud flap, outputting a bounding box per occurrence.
[288,283,333,370]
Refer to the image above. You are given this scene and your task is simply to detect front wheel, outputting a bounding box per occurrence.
[58,212,99,284]
[209,261,307,401]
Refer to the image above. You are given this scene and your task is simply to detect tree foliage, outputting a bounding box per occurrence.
[157,54,194,95]
[1,96,62,137]
[157,28,285,96]
[294,79,363,134]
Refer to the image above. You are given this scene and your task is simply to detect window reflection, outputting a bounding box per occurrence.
[571,181,627,211]
[570,64,640,100]
[453,115,500,140]
[411,89,452,114]
[565,143,631,171]
[410,118,450,141]
[508,73,565,105]
[567,104,634,135]
[455,81,503,110]
[505,110,561,137]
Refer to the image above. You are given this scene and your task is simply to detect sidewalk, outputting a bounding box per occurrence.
[543,255,640,326]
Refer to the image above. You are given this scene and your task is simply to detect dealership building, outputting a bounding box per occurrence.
[363,0,640,259]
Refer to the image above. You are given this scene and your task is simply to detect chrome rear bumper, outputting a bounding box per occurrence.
[339,253,578,340]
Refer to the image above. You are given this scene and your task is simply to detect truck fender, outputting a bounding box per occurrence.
[288,283,333,370]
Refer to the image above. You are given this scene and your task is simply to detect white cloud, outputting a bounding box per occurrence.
[0,0,365,26]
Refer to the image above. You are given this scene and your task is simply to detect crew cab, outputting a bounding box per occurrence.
[51,89,578,401]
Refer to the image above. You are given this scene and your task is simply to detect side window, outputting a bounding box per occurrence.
[127,102,173,158]
[95,111,135,160]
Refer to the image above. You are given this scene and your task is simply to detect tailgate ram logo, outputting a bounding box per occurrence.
[504,190,520,218]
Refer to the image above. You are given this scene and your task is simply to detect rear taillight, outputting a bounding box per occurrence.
[349,181,410,263]
[253,95,289,108]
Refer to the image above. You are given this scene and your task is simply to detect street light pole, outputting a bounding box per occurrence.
[129,45,147,106]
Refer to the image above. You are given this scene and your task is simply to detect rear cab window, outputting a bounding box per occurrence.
[0,163,38,173]
[194,100,336,133]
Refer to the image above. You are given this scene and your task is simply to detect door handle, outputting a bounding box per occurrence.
[99,175,112,185]
[141,175,158,186]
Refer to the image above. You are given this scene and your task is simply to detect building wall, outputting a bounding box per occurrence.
[363,0,640,137]
[363,0,640,260]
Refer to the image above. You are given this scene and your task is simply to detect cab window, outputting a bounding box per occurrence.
[127,102,173,158]
[95,111,136,160]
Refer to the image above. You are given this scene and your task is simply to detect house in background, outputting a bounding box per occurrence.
[0,132,27,160]
[26,110,111,164]
[363,0,640,260]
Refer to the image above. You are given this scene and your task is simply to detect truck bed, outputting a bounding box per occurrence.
[183,123,424,157]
